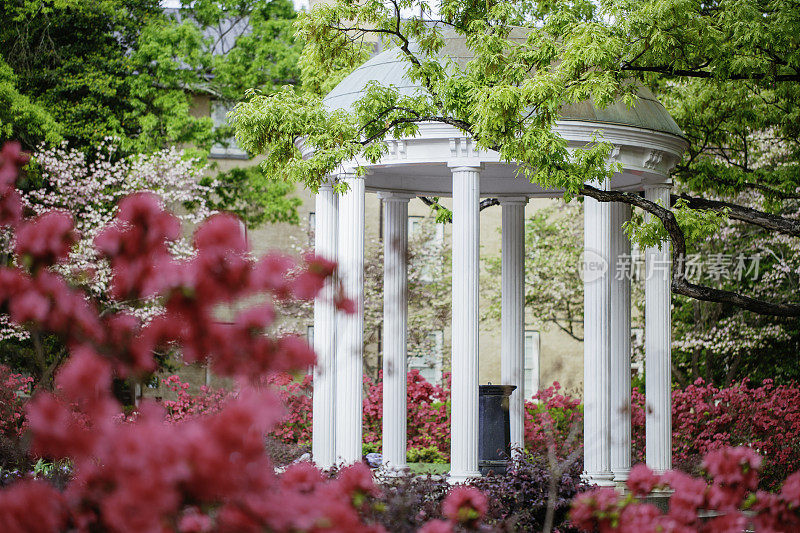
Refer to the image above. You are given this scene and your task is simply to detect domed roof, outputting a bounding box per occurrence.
[324,30,684,138]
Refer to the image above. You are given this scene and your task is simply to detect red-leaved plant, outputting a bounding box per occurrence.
[0,141,498,533]
[0,366,32,440]
[160,375,232,423]
[571,446,800,532]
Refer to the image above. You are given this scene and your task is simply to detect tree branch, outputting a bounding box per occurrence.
[673,193,800,237]
[621,65,800,82]
[581,185,800,317]
[417,196,500,222]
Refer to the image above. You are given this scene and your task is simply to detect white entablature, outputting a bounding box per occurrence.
[299,121,684,197]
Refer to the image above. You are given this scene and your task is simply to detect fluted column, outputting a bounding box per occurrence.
[312,181,338,469]
[500,197,527,457]
[449,165,481,483]
[379,192,412,473]
[583,177,615,486]
[335,173,365,465]
[644,184,672,473]
[610,202,632,482]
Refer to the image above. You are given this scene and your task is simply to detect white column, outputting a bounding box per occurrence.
[312,181,338,469]
[449,165,481,483]
[610,202,632,482]
[500,197,527,457]
[379,192,411,473]
[644,184,672,473]
[335,173,365,465]
[583,177,614,486]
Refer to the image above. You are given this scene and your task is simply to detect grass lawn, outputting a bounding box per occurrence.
[407,463,450,475]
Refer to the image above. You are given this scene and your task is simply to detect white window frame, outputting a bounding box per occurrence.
[524,330,540,399]
[408,330,444,385]
[209,100,248,159]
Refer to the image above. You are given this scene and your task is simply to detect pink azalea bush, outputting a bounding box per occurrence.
[629,378,800,489]
[0,141,501,532]
[160,375,232,423]
[362,370,452,460]
[261,369,452,461]
[270,373,576,464]
[0,142,342,531]
[524,382,583,460]
[0,366,32,440]
[267,372,313,445]
[571,446,800,532]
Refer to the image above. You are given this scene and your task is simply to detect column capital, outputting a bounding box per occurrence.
[585,176,611,191]
[337,171,363,180]
[497,196,529,206]
[376,191,415,202]
[448,162,483,172]
[643,181,672,192]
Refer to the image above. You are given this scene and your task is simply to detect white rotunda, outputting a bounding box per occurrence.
[306,31,687,485]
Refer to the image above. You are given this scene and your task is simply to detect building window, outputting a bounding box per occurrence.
[408,215,444,243]
[306,325,315,375]
[408,215,444,282]
[524,330,540,399]
[209,100,247,159]
[408,330,443,385]
[631,327,644,376]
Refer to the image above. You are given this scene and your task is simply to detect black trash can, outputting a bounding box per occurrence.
[478,384,516,476]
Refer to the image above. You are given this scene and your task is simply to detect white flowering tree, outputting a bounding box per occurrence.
[0,142,217,386]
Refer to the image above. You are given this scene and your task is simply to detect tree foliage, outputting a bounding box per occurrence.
[232,0,800,318]
[0,0,300,154]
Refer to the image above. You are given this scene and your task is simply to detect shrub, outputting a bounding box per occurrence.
[471,452,587,532]
[407,445,448,464]
[363,473,451,532]
[0,141,495,532]
[160,374,230,422]
[631,378,800,489]
[524,382,583,461]
[0,366,32,440]
[361,369,452,460]
[571,447,800,531]
[267,372,313,445]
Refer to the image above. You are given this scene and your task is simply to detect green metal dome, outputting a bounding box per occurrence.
[324,31,684,138]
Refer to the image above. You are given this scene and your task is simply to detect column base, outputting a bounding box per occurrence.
[448,470,481,485]
[582,472,616,486]
[612,469,631,483]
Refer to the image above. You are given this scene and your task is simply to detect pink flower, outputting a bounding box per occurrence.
[281,462,325,493]
[194,212,246,254]
[662,470,706,525]
[780,471,800,507]
[570,487,620,531]
[178,508,213,533]
[703,446,762,490]
[336,463,378,497]
[441,486,488,525]
[0,189,22,228]
[419,519,453,533]
[627,464,660,497]
[0,480,66,532]
[617,503,662,533]
[14,210,77,269]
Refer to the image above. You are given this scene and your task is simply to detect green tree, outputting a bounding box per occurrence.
[0,0,304,228]
[0,0,301,154]
[483,203,588,342]
[232,0,800,321]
